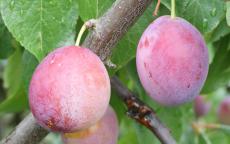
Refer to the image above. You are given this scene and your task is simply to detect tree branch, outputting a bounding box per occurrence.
[1,113,48,144]
[1,0,176,143]
[83,0,152,61]
[111,77,176,144]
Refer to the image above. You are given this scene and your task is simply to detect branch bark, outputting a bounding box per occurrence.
[83,0,152,61]
[1,0,176,144]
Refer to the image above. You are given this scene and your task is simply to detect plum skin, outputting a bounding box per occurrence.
[194,95,210,118]
[29,46,110,132]
[62,106,119,144]
[136,16,209,106]
[218,97,230,125]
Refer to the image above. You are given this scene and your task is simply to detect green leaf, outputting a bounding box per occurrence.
[208,131,230,144]
[134,123,160,144]
[161,0,226,34]
[156,104,194,140]
[119,117,139,144]
[179,127,197,144]
[202,35,230,93]
[110,90,126,123]
[209,18,230,42]
[3,48,23,94]
[0,13,14,59]
[0,89,27,113]
[77,0,113,21]
[227,2,230,26]
[0,0,78,61]
[21,50,39,93]
[198,131,212,144]
[0,47,28,113]
[109,2,170,75]
[218,124,230,135]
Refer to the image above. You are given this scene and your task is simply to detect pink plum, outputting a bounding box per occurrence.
[194,95,211,118]
[218,97,230,125]
[136,16,209,106]
[29,46,110,132]
[62,106,119,144]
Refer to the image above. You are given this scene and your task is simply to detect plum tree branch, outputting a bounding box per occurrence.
[1,113,48,144]
[111,77,176,144]
[1,0,176,144]
[82,0,153,61]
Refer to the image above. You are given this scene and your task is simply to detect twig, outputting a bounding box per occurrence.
[153,0,161,16]
[192,122,230,134]
[192,122,220,131]
[1,0,176,143]
[111,77,176,144]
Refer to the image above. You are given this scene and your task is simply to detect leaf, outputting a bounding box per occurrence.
[198,131,212,144]
[161,0,226,34]
[218,124,230,135]
[119,117,139,144]
[0,50,40,113]
[110,90,126,123]
[0,0,78,61]
[156,104,194,140]
[21,50,39,93]
[0,13,14,59]
[209,18,230,42]
[227,2,230,26]
[208,131,230,144]
[134,123,160,144]
[109,2,170,75]
[202,35,230,93]
[3,48,23,94]
[179,127,197,144]
[0,47,28,113]
[77,0,113,21]
[0,89,27,113]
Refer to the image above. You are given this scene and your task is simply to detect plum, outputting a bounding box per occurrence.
[136,16,209,106]
[217,97,230,125]
[29,46,110,132]
[62,106,119,144]
[194,95,211,118]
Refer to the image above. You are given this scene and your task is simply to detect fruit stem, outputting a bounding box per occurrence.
[171,0,176,18]
[75,24,87,46]
[153,0,161,16]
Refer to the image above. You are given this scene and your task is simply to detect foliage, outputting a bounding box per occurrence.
[0,13,14,59]
[0,0,230,143]
[0,0,78,61]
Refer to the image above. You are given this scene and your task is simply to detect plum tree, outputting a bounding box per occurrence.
[194,95,211,118]
[136,16,209,106]
[29,46,110,132]
[62,106,119,144]
[217,97,230,125]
